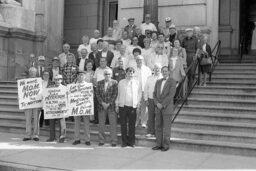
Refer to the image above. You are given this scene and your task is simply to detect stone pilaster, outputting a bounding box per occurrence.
[143,0,158,27]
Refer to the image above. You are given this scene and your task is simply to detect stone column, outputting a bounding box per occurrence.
[143,0,158,27]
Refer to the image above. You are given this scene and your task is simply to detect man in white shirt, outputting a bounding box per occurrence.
[140,14,157,35]
[147,43,169,70]
[158,33,171,56]
[58,43,74,68]
[134,55,152,128]
[94,57,111,83]
[144,63,162,137]
[121,30,132,48]
[77,35,91,58]
[116,67,141,147]
[37,56,46,77]
[89,29,101,45]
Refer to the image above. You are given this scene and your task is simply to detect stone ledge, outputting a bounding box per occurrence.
[0,26,46,42]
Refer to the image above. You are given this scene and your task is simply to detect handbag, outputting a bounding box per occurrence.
[200,52,212,65]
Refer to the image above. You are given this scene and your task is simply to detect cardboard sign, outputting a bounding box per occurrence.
[18,78,43,110]
[67,83,94,116]
[43,86,69,119]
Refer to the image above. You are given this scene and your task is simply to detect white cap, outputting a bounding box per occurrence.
[169,24,176,29]
[185,28,193,32]
[38,56,45,61]
[136,55,144,60]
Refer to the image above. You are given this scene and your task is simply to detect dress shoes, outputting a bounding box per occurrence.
[121,144,127,148]
[46,139,55,142]
[111,144,117,147]
[72,140,81,145]
[33,137,39,141]
[85,141,91,146]
[152,146,162,150]
[23,138,31,141]
[161,147,169,152]
[98,142,104,146]
[59,138,65,143]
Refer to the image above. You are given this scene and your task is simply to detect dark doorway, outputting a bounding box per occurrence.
[240,0,256,54]
[109,1,118,27]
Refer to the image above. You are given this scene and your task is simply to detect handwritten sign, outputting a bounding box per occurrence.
[67,83,94,116]
[18,78,43,110]
[43,86,69,119]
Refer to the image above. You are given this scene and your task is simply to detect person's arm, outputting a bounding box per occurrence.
[115,80,122,108]
[161,79,177,108]
[95,82,103,104]
[182,48,187,68]
[109,81,118,104]
[153,80,159,105]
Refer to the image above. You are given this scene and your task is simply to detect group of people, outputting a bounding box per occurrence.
[21,14,212,152]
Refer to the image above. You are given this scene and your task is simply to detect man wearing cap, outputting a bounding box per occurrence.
[160,17,173,40]
[134,55,152,128]
[124,18,137,39]
[37,56,46,78]
[193,26,204,47]
[169,24,179,47]
[140,14,157,36]
[181,28,200,91]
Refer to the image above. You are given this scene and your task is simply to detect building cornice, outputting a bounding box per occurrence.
[0,26,46,42]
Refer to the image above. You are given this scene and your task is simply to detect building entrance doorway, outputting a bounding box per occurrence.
[240,0,256,55]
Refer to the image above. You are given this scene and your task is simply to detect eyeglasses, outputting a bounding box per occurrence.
[55,78,63,81]
[127,70,134,73]
[157,47,164,49]
[104,73,111,75]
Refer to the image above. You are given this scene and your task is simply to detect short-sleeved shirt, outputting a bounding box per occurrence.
[140,23,157,35]
[181,36,199,54]
[112,67,126,83]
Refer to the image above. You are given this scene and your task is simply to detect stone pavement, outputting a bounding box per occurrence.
[0,132,256,170]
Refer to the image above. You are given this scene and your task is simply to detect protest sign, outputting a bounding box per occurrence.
[67,83,94,116]
[43,85,69,119]
[18,78,43,110]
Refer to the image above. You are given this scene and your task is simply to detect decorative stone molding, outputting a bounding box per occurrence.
[0,4,35,31]
[0,26,46,42]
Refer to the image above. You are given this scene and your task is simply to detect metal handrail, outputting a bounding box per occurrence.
[171,40,222,123]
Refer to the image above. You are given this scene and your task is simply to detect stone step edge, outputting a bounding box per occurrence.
[174,119,256,128]
[191,91,256,96]
[178,111,256,119]
[181,104,256,111]
[187,97,256,104]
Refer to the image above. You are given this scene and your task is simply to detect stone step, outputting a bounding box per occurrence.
[173,119,256,133]
[0,81,17,85]
[218,63,256,66]
[211,75,256,79]
[187,98,256,108]
[0,96,18,103]
[0,101,19,109]
[214,70,256,74]
[172,128,256,144]
[180,105,256,114]
[177,111,256,124]
[190,91,256,100]
[0,90,18,96]
[193,85,256,93]
[216,65,256,69]
[210,78,256,83]
[207,81,256,87]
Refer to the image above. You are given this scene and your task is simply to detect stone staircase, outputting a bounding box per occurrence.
[1,62,256,157]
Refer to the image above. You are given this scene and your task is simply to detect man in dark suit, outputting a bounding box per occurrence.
[152,66,176,152]
[95,41,114,68]
[88,43,98,71]
[77,48,89,72]
[95,68,118,146]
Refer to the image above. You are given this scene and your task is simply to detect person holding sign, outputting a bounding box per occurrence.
[72,72,92,146]
[61,53,79,85]
[46,74,67,143]
[96,68,118,146]
[23,67,41,141]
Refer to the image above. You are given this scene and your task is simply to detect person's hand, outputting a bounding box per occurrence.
[145,100,149,106]
[102,102,107,110]
[115,106,119,113]
[157,103,163,110]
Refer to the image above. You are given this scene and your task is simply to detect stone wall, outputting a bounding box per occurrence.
[64,0,99,54]
[118,0,219,47]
